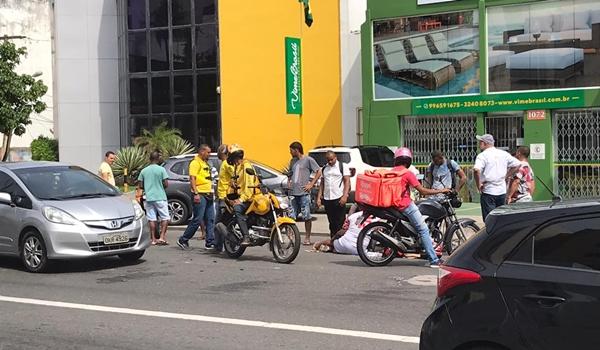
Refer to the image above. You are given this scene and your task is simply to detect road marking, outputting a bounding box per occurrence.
[406,275,438,286]
[0,295,419,344]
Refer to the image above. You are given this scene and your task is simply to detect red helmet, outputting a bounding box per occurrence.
[394,147,413,159]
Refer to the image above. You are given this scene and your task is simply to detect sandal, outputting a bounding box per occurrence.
[157,240,169,245]
[151,241,158,246]
[302,241,313,246]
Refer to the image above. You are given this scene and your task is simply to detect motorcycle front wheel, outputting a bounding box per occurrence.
[223,221,246,259]
[444,221,480,255]
[357,222,397,267]
[270,223,301,264]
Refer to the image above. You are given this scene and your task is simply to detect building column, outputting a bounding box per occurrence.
[523,110,554,201]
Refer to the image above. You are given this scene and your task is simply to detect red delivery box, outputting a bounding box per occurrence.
[355,169,408,207]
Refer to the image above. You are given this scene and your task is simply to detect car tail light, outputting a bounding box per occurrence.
[350,167,356,177]
[437,266,481,297]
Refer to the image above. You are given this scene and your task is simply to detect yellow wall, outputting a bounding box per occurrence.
[219,0,342,170]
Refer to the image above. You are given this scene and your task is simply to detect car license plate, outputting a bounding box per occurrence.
[103,233,130,245]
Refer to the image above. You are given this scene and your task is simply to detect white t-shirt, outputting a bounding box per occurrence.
[474,147,521,196]
[321,160,351,200]
[333,211,380,255]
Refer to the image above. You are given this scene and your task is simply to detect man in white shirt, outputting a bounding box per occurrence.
[473,134,521,220]
[315,151,351,238]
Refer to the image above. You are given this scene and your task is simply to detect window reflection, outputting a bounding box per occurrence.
[173,28,192,70]
[172,0,191,26]
[130,78,148,114]
[174,76,193,112]
[149,0,168,27]
[151,77,171,113]
[150,30,169,71]
[128,31,147,72]
[197,73,217,112]
[128,0,146,29]
[196,26,217,68]
[195,0,216,24]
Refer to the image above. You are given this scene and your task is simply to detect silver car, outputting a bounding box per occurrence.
[0,162,150,272]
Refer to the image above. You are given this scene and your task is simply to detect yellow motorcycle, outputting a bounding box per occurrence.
[216,168,301,263]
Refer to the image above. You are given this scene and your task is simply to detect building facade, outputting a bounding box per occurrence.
[362,0,600,200]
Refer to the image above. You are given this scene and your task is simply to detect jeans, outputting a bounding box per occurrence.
[290,194,311,221]
[234,202,251,238]
[180,194,215,246]
[480,193,506,221]
[403,202,439,264]
[324,198,346,238]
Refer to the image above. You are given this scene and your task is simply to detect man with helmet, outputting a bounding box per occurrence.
[226,144,259,246]
[213,144,233,253]
[392,147,450,268]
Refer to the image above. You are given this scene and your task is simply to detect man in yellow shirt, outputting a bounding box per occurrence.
[177,144,215,250]
[98,151,116,186]
[227,145,258,246]
[213,144,233,252]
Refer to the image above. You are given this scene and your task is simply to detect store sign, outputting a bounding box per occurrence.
[527,110,546,120]
[285,37,302,115]
[412,90,585,115]
[418,0,457,4]
[530,143,546,160]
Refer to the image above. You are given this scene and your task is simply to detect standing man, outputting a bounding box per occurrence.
[288,141,320,246]
[426,150,467,196]
[177,144,215,250]
[507,146,536,203]
[316,151,351,238]
[473,134,521,220]
[98,151,116,186]
[137,151,169,245]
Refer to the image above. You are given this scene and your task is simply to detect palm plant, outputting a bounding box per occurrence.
[133,122,182,155]
[112,146,150,185]
[162,137,195,158]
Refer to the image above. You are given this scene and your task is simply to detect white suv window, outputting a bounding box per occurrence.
[309,152,351,166]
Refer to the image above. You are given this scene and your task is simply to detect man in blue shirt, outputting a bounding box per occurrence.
[138,151,169,245]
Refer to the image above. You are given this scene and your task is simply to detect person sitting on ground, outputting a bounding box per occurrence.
[312,204,376,255]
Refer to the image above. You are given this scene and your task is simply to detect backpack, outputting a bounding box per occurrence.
[427,159,458,189]
[321,161,348,194]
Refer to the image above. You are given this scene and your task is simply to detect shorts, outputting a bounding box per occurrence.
[145,200,170,221]
[290,194,311,221]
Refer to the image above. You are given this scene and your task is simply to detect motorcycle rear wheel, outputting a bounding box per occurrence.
[357,222,397,267]
[223,221,246,259]
[270,223,301,264]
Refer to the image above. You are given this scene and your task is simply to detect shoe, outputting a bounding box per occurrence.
[430,259,444,268]
[176,239,189,250]
[205,244,215,250]
[241,237,251,246]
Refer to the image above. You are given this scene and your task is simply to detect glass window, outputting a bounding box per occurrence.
[130,78,149,114]
[173,28,192,70]
[196,73,217,112]
[174,76,193,112]
[150,115,173,129]
[309,152,351,167]
[534,219,600,272]
[195,0,215,24]
[131,116,150,137]
[128,31,147,72]
[255,166,277,180]
[508,236,533,264]
[128,0,146,29]
[172,0,191,26]
[14,167,119,200]
[171,160,192,176]
[151,77,170,113]
[195,25,217,68]
[149,0,168,27]
[150,30,170,71]
[174,115,197,145]
[0,172,31,209]
[198,113,219,148]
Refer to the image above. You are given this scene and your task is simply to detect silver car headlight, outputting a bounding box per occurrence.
[42,206,78,225]
[132,200,144,220]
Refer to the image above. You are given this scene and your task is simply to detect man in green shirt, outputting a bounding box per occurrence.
[138,151,169,245]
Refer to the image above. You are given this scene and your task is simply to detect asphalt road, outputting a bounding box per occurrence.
[0,227,439,350]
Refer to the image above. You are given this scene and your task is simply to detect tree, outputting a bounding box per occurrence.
[0,40,48,161]
[134,122,194,158]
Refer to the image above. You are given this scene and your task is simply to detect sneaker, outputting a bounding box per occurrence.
[176,239,189,250]
[205,244,215,250]
[429,259,444,268]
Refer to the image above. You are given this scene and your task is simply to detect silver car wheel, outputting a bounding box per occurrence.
[24,236,43,269]
[169,201,185,223]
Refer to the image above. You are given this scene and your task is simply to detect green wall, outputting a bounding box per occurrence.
[362,0,600,201]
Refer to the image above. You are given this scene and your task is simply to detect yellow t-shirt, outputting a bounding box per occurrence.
[98,161,115,186]
[217,161,234,200]
[231,160,259,202]
[189,156,212,193]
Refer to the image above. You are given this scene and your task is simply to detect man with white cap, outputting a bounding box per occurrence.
[473,134,521,220]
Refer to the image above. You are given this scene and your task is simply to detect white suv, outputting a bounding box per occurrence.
[307,145,395,203]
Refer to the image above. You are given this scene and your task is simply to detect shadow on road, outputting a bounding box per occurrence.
[0,256,146,273]
[330,258,429,268]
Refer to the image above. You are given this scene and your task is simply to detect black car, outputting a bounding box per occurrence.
[420,200,600,350]
[163,154,288,225]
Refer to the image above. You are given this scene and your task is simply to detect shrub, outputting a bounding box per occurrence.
[30,136,58,161]
[112,146,149,185]
[162,137,195,158]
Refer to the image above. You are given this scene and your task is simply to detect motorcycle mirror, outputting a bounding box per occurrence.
[245,168,256,176]
[416,174,425,181]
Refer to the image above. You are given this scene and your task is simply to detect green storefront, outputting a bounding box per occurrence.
[361,0,600,201]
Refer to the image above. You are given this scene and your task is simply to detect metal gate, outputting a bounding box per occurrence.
[554,109,600,199]
[485,112,524,152]
[402,114,478,164]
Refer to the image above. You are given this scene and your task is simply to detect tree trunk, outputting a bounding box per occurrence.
[1,132,13,162]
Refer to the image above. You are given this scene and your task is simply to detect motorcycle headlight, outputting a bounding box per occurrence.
[42,206,78,225]
[132,200,145,220]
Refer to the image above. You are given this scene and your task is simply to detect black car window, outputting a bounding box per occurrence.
[359,147,394,167]
[309,152,350,167]
[507,236,534,264]
[533,219,600,272]
[0,171,32,209]
[171,160,192,176]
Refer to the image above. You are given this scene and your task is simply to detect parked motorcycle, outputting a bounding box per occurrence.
[216,167,301,264]
[356,192,479,267]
